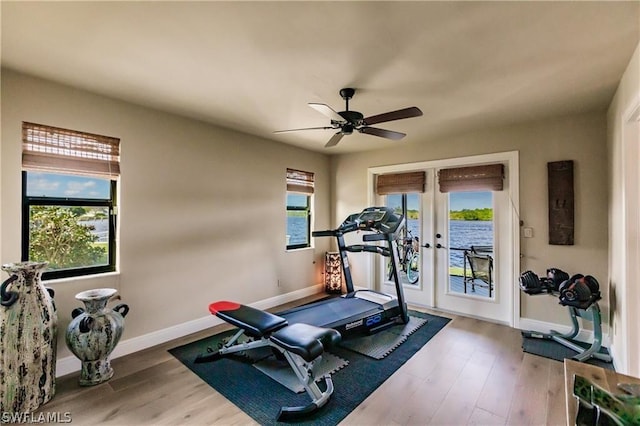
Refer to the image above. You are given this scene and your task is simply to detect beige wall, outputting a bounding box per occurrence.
[607,41,640,376]
[0,65,625,367]
[331,111,609,327]
[1,69,331,359]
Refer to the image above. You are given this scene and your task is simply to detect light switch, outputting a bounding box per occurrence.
[523,227,534,238]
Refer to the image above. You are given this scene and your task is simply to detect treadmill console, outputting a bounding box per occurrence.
[340,206,403,235]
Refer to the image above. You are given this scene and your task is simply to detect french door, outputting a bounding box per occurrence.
[374,152,519,325]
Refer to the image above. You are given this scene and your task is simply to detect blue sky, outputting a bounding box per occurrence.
[26,172,110,199]
[449,191,492,210]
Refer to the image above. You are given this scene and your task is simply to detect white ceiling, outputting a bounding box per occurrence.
[2,1,639,154]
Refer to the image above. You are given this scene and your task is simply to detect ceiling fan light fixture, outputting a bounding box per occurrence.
[342,124,354,135]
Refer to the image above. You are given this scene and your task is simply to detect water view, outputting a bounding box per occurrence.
[448,220,493,268]
[83,219,109,243]
[286,216,493,265]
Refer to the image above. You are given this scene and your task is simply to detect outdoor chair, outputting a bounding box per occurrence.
[463,246,494,297]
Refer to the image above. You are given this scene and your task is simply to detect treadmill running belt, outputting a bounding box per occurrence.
[280,297,381,329]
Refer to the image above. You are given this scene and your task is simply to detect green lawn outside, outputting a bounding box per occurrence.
[91,242,109,265]
[449,266,472,278]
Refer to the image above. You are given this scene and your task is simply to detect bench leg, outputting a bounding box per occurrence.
[271,346,335,421]
[195,329,271,363]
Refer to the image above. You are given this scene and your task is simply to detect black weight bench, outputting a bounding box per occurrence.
[195,301,341,421]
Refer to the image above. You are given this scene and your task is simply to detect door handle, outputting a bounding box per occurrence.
[436,243,446,249]
[421,243,431,248]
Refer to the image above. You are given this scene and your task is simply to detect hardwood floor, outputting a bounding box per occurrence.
[37,299,567,425]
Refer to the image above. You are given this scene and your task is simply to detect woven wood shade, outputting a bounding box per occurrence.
[438,164,504,193]
[22,122,120,178]
[376,171,426,195]
[286,168,315,194]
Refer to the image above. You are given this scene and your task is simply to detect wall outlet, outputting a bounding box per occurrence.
[523,227,534,238]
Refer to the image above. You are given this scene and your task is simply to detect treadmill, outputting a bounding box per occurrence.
[279,206,410,336]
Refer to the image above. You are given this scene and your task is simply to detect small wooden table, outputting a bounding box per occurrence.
[564,359,640,425]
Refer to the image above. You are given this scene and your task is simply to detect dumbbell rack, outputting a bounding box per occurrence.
[522,293,612,363]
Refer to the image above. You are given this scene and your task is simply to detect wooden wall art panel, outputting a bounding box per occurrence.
[548,160,574,245]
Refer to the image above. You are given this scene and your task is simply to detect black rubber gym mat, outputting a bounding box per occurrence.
[253,352,349,393]
[169,310,450,426]
[521,333,614,370]
[339,316,428,359]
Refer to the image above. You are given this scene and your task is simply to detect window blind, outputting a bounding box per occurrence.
[376,171,425,194]
[438,164,504,193]
[286,168,314,194]
[22,122,120,179]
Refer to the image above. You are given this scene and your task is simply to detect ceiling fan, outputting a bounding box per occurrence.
[274,88,423,148]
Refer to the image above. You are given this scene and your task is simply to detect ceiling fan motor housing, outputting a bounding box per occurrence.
[338,110,364,124]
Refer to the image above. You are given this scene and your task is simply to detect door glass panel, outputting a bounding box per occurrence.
[447,191,494,298]
[405,193,420,286]
[385,193,421,286]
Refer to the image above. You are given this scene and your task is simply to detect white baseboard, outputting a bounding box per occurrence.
[607,342,622,372]
[56,284,324,377]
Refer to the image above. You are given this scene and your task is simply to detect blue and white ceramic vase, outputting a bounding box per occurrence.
[0,261,57,413]
[65,288,129,386]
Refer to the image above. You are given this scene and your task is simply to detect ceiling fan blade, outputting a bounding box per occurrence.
[274,126,334,134]
[359,127,406,140]
[309,103,345,122]
[363,106,423,126]
[325,132,344,148]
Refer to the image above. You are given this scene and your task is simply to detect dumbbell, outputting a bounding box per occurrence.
[558,274,600,295]
[559,274,593,306]
[546,268,569,292]
[519,271,543,294]
[582,275,600,294]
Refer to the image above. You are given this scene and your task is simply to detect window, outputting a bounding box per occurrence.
[21,122,120,280]
[286,168,314,250]
[377,171,425,286]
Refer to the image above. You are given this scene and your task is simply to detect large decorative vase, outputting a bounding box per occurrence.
[0,261,57,413]
[65,288,129,386]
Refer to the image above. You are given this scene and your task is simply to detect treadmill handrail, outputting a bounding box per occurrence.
[345,245,390,256]
[362,233,386,242]
[312,230,337,237]
[312,221,359,237]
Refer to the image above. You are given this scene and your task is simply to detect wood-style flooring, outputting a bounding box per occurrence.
[36,297,567,425]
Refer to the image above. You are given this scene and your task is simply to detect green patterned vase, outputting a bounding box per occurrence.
[0,261,57,413]
[65,288,129,386]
